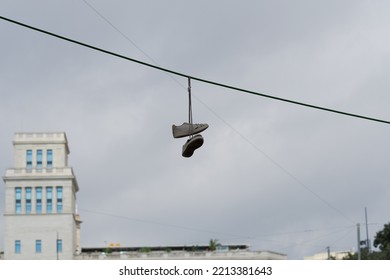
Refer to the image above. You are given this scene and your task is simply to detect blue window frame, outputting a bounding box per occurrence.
[56,187,63,213]
[36,187,42,213]
[46,187,53,213]
[47,149,53,168]
[37,149,43,169]
[57,239,62,253]
[15,240,21,254]
[15,187,22,214]
[25,187,32,214]
[26,150,32,169]
[35,240,41,253]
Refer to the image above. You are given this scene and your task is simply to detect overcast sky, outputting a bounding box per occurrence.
[1,0,390,259]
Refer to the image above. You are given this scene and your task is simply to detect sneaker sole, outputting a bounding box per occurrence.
[182,135,204,157]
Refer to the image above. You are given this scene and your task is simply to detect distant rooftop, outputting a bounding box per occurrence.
[77,245,287,260]
[81,244,249,254]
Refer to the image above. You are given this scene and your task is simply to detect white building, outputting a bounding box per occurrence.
[304,250,352,260]
[3,132,81,260]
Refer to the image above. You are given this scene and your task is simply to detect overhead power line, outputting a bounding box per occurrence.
[1,15,390,125]
[80,1,357,226]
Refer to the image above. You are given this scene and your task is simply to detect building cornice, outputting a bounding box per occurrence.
[3,167,79,192]
[13,132,69,154]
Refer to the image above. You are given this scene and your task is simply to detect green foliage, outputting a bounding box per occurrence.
[343,248,389,260]
[343,248,368,260]
[139,247,152,253]
[191,245,199,252]
[209,239,221,251]
[373,223,390,254]
[343,223,390,260]
[103,247,112,254]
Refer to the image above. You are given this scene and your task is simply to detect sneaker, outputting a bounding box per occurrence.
[182,134,204,157]
[172,122,209,138]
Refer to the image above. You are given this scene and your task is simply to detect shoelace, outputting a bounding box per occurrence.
[188,77,194,139]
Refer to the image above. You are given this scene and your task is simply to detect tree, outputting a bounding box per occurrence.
[343,222,390,260]
[373,223,390,254]
[343,248,385,260]
[209,239,221,251]
[372,222,390,259]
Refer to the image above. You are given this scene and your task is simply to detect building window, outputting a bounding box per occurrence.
[35,240,42,253]
[57,239,63,253]
[46,187,53,213]
[15,187,22,214]
[37,149,43,169]
[25,187,32,214]
[56,187,63,213]
[15,240,21,254]
[36,187,42,213]
[47,149,53,168]
[26,150,32,169]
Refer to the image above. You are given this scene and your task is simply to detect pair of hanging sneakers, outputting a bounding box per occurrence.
[172,122,209,157]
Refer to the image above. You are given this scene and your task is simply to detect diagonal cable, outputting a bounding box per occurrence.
[1,15,390,125]
[0,14,357,224]
[75,3,357,224]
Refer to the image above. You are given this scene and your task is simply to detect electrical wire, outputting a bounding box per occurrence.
[0,13,357,225]
[1,15,390,125]
[278,226,356,251]
[0,189,384,256]
[0,188,352,247]
[79,208,253,240]
[79,1,357,225]
[0,13,384,230]
[81,0,159,66]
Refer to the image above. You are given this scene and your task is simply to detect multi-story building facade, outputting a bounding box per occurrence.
[3,132,81,260]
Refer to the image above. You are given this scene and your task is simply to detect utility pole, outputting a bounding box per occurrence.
[365,207,370,253]
[357,223,361,260]
[326,246,330,260]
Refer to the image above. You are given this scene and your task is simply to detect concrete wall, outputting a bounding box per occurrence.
[304,251,352,260]
[4,214,77,260]
[4,177,77,215]
[75,250,287,260]
[13,132,69,169]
